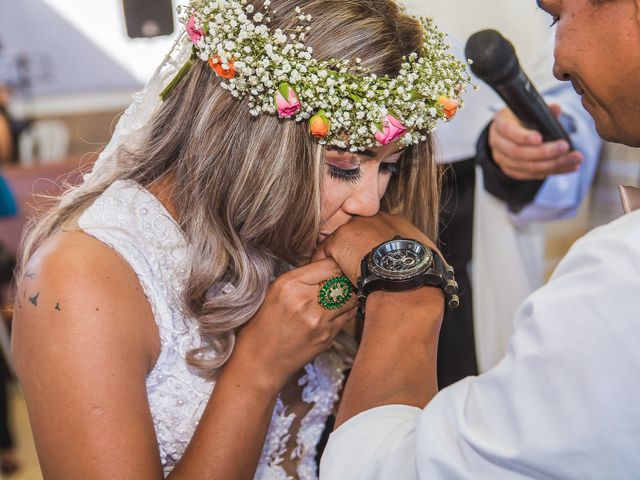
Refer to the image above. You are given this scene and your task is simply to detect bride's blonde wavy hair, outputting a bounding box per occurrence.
[19,0,441,378]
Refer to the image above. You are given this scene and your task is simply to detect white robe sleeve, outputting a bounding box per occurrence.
[322,211,640,479]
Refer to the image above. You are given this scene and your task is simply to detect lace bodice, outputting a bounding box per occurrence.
[78,180,345,478]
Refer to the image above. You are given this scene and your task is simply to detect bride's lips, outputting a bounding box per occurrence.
[318,232,332,242]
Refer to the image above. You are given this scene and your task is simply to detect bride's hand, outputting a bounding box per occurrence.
[232,258,356,390]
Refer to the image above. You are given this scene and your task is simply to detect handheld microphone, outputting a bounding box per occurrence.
[465,29,572,146]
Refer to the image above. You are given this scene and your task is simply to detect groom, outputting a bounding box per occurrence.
[319,0,640,477]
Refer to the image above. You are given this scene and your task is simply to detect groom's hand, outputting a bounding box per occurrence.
[312,212,440,285]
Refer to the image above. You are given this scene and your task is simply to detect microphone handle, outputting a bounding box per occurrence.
[492,70,573,148]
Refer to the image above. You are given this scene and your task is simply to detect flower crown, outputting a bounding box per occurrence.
[164,0,470,150]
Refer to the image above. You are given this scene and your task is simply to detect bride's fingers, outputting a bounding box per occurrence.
[292,257,344,286]
[329,306,358,337]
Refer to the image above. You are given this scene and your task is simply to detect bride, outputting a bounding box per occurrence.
[11,0,466,478]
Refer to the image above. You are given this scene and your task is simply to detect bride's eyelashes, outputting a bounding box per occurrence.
[327,164,361,183]
[326,162,400,184]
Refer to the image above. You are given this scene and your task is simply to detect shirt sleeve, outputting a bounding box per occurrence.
[320,405,421,480]
[417,213,640,479]
[322,212,640,480]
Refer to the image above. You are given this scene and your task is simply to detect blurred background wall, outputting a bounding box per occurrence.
[1,0,184,159]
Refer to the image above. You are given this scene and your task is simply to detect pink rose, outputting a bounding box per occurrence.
[274,83,301,118]
[187,16,203,44]
[373,114,407,145]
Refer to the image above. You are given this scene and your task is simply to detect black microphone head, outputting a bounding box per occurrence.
[465,29,520,84]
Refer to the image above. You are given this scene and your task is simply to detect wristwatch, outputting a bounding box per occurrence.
[356,236,459,321]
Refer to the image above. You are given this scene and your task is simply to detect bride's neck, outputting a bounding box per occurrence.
[147,173,179,221]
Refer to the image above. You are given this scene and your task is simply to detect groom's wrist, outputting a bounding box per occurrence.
[364,287,444,339]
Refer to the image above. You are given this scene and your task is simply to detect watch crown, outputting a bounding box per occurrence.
[446,265,455,275]
[448,294,460,309]
[445,279,458,294]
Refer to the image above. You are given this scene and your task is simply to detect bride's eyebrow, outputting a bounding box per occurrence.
[327,146,373,157]
[358,149,378,158]
[359,148,404,158]
[328,147,403,158]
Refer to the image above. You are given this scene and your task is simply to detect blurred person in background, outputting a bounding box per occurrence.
[0,79,19,477]
[10,0,467,478]
[0,215,19,477]
[0,82,30,166]
[0,84,14,165]
[405,0,601,386]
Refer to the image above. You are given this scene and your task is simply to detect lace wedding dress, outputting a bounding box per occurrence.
[77,179,346,479]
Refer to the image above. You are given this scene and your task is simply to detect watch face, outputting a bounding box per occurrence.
[369,238,433,280]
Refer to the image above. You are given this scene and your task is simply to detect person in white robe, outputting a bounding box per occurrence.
[404,0,602,385]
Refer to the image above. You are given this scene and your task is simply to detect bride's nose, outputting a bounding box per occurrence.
[342,174,381,218]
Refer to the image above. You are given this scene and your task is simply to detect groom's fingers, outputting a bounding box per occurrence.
[291,257,343,286]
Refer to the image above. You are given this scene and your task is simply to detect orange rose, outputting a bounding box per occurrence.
[309,110,330,138]
[438,95,460,119]
[208,56,236,79]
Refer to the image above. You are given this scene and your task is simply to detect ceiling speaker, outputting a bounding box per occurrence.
[122,0,174,39]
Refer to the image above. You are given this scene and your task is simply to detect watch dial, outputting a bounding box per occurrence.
[370,239,432,280]
[377,249,422,271]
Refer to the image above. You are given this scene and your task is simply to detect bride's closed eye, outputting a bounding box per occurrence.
[326,160,400,184]
[327,163,361,183]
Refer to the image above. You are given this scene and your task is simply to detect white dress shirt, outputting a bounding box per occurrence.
[321,209,640,479]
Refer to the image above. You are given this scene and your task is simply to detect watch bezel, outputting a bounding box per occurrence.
[367,238,433,281]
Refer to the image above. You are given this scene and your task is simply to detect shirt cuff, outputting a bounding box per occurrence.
[320,405,422,480]
[476,122,544,213]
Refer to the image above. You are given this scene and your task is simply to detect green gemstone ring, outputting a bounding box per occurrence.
[318,275,354,310]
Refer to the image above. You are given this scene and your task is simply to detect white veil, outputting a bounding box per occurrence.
[83,31,192,184]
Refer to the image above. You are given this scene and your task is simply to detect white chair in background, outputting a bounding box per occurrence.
[19,119,71,166]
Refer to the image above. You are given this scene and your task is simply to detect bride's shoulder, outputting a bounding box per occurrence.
[19,228,143,299]
[12,228,160,377]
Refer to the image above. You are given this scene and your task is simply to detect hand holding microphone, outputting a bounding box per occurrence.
[489,105,582,180]
[466,30,583,181]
